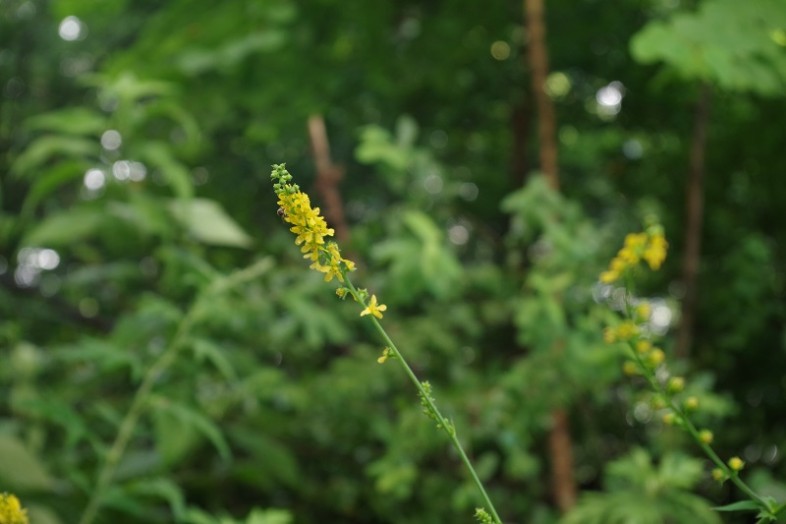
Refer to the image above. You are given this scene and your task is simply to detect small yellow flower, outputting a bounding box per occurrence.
[662,412,677,425]
[728,456,745,472]
[698,429,714,444]
[634,302,651,321]
[647,348,665,367]
[622,361,639,376]
[603,327,617,344]
[635,340,652,354]
[643,233,668,270]
[360,295,387,319]
[377,347,394,364]
[712,468,726,481]
[600,270,619,284]
[667,376,685,393]
[616,321,639,341]
[0,493,28,524]
[683,396,699,410]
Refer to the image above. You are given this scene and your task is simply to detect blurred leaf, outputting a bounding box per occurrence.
[137,141,194,199]
[11,135,98,178]
[0,434,54,490]
[177,31,287,75]
[19,160,90,218]
[26,505,63,524]
[24,107,107,136]
[125,477,187,520]
[169,198,252,248]
[22,206,106,246]
[149,395,232,461]
[55,339,142,379]
[713,500,762,512]
[630,0,786,94]
[190,338,237,381]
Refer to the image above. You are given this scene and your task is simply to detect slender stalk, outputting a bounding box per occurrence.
[79,258,273,524]
[628,342,773,513]
[344,276,503,524]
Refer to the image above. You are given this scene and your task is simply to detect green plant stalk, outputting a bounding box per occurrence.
[343,275,503,524]
[78,258,273,524]
[625,341,775,516]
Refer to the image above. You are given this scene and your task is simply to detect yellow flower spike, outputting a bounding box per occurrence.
[728,456,745,472]
[0,493,29,524]
[272,164,356,282]
[360,295,387,320]
[622,361,639,376]
[667,376,685,393]
[712,468,726,481]
[683,396,699,410]
[698,429,714,444]
[635,339,652,354]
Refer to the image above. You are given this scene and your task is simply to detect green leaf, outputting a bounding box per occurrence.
[19,160,89,219]
[22,207,106,246]
[714,500,764,512]
[136,141,194,199]
[149,395,232,461]
[125,477,187,520]
[24,107,107,136]
[0,434,54,490]
[12,135,98,178]
[190,338,237,381]
[169,198,253,248]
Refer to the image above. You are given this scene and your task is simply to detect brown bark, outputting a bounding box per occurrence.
[524,0,574,513]
[510,100,531,189]
[548,409,576,511]
[307,115,350,245]
[676,83,712,359]
[524,0,559,190]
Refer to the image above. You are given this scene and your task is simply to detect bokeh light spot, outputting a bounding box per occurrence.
[58,16,85,41]
[490,41,511,60]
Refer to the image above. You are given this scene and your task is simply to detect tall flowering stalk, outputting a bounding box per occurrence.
[271,164,502,524]
[600,226,783,523]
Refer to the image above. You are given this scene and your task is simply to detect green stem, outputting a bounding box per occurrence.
[626,341,775,515]
[78,258,273,524]
[344,276,503,524]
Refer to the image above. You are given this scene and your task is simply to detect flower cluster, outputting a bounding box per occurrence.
[601,229,749,486]
[271,164,355,282]
[600,226,668,283]
[0,493,28,524]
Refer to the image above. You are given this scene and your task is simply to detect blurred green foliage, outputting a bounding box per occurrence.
[1,0,785,522]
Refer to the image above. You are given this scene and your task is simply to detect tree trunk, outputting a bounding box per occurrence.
[307,115,350,245]
[523,0,575,513]
[676,83,712,359]
[524,0,559,190]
